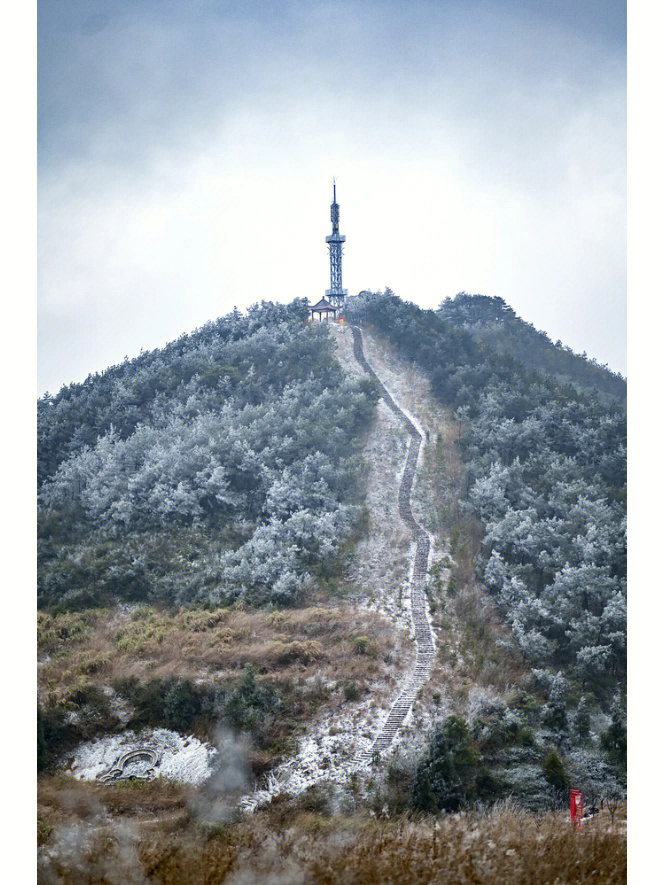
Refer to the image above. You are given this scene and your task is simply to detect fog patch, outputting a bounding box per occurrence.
[188,729,252,827]
[38,820,147,885]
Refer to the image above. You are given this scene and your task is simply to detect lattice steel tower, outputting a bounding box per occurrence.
[325,179,347,308]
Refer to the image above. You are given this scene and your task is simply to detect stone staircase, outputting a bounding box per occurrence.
[236,325,438,812]
[351,326,435,764]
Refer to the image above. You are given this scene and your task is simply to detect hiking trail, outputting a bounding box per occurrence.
[350,325,436,762]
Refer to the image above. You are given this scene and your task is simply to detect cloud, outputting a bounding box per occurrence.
[38,0,626,392]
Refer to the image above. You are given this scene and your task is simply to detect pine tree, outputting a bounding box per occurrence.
[601,695,627,774]
[574,696,591,744]
[542,748,569,796]
[164,679,200,732]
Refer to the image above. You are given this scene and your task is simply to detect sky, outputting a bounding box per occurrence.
[38,0,626,394]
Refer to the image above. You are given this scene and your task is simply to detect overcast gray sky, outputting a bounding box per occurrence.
[38,0,626,394]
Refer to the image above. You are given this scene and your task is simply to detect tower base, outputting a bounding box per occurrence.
[326,289,347,309]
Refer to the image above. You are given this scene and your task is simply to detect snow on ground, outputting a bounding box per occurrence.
[58,324,444,810]
[334,325,453,751]
[356,326,451,533]
[241,697,391,811]
[64,728,217,785]
[333,326,413,629]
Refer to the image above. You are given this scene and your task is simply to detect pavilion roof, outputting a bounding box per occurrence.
[309,298,336,311]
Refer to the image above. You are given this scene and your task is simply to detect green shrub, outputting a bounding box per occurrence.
[222,665,280,736]
[37,611,92,651]
[411,715,480,813]
[542,749,569,796]
[344,682,360,702]
[113,676,170,728]
[37,704,68,771]
[370,759,414,815]
[76,652,110,675]
[164,678,201,732]
[574,697,591,744]
[541,702,567,734]
[352,636,375,657]
[601,703,627,773]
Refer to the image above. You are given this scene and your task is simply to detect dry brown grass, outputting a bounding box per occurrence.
[38,605,409,711]
[38,776,626,884]
[38,775,189,838]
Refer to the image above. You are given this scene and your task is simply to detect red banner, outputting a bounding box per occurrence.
[570,789,584,828]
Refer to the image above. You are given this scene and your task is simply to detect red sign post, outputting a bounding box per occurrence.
[570,789,584,828]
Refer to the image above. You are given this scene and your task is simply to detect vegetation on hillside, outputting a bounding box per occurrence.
[37,780,626,884]
[438,292,626,401]
[38,301,378,610]
[38,292,626,874]
[345,291,626,802]
[37,604,405,773]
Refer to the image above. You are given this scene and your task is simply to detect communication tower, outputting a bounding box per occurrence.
[325,178,347,308]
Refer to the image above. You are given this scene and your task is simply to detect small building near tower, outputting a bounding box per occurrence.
[308,297,338,323]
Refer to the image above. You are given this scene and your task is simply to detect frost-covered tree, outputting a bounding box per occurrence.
[345,290,625,723]
[38,302,378,609]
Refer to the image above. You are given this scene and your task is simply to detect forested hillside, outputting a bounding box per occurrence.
[346,291,626,801]
[438,293,626,401]
[38,292,626,831]
[38,300,378,610]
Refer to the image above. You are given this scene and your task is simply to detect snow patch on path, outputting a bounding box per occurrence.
[239,325,436,812]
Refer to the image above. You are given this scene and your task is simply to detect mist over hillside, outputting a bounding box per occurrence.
[438,293,626,401]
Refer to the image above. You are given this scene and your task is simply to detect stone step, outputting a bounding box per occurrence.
[349,325,437,761]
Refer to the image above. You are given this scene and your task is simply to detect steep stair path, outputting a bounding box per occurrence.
[237,326,437,811]
[350,326,436,764]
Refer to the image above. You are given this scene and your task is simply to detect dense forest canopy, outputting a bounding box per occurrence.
[39,292,626,691]
[40,301,319,485]
[344,291,626,804]
[38,300,378,609]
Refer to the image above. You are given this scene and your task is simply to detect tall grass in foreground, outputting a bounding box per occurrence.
[38,786,626,884]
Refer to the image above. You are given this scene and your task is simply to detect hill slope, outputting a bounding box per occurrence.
[38,293,626,872]
[38,300,378,610]
[438,292,626,401]
[345,291,626,806]
[346,293,626,687]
